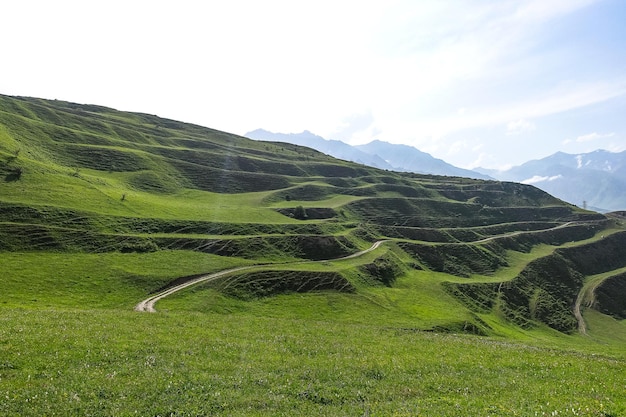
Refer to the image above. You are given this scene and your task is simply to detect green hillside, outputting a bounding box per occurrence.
[1,94,625,415]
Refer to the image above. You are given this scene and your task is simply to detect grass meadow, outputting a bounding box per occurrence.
[1,307,625,417]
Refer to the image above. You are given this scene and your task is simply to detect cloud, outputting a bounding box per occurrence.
[506,119,536,135]
[522,174,563,184]
[607,142,626,153]
[365,0,625,144]
[330,110,381,144]
[447,140,469,155]
[409,78,626,142]
[563,132,616,145]
[468,152,489,169]
[513,0,601,22]
[575,132,615,142]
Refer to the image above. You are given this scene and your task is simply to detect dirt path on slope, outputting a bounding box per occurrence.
[335,239,388,260]
[135,240,388,313]
[573,271,624,335]
[471,222,576,244]
[574,278,605,336]
[134,266,255,313]
[573,289,588,335]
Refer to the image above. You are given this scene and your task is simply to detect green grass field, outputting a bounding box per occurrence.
[1,94,626,415]
[2,308,625,416]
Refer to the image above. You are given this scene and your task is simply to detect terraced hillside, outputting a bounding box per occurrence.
[2,94,626,414]
[1,93,624,333]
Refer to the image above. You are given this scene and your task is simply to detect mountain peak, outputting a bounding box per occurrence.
[246,129,490,180]
[492,149,626,212]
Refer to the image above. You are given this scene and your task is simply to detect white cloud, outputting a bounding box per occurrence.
[522,174,563,184]
[379,75,626,152]
[506,119,536,135]
[447,140,469,155]
[607,142,626,153]
[513,0,600,22]
[468,152,489,169]
[330,110,381,144]
[563,132,617,146]
[575,132,615,142]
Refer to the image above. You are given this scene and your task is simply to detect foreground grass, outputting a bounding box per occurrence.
[1,308,624,416]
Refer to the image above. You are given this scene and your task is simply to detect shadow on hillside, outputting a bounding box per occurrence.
[4,168,22,182]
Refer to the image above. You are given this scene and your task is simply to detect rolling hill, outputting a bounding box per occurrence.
[1,93,626,415]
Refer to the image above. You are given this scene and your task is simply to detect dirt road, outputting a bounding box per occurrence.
[471,221,576,244]
[135,240,388,313]
[134,266,255,312]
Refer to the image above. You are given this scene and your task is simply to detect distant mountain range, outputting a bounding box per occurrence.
[478,150,626,213]
[245,129,490,180]
[246,129,626,213]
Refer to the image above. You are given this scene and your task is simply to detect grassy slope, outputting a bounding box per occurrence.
[1,94,626,415]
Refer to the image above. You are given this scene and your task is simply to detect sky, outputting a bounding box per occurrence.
[2,0,625,170]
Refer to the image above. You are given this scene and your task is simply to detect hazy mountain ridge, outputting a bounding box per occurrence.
[245,129,393,170]
[245,129,490,180]
[485,150,626,212]
[355,140,491,180]
[246,129,625,212]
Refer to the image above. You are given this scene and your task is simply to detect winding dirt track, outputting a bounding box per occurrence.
[134,266,255,313]
[135,240,388,313]
[470,221,575,244]
[573,288,589,335]
[574,278,607,336]
[573,273,618,335]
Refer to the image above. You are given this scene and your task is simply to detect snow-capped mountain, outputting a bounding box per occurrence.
[483,150,626,212]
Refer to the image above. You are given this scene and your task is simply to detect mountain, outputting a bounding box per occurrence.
[356,140,491,180]
[245,129,490,180]
[486,150,626,212]
[245,129,394,170]
[2,93,626,414]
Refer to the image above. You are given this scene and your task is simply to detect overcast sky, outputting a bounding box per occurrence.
[2,0,625,169]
